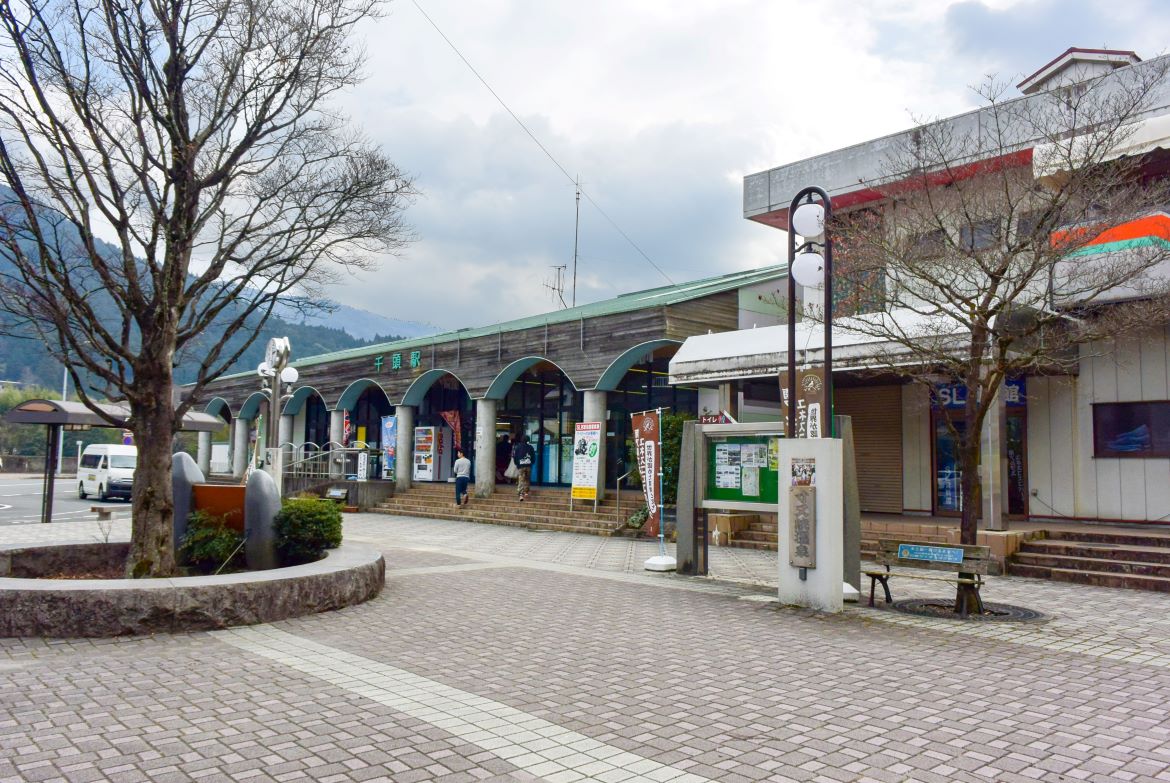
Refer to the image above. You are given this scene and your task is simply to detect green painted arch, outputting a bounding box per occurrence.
[483,357,579,401]
[283,385,325,416]
[398,369,471,407]
[202,397,234,421]
[237,391,269,421]
[593,339,681,391]
[333,378,391,412]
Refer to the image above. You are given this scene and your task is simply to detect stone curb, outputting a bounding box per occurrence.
[0,542,385,638]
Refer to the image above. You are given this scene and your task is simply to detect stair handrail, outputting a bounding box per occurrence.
[615,469,634,521]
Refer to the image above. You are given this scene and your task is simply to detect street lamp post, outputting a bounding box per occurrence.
[256,337,297,494]
[786,187,834,439]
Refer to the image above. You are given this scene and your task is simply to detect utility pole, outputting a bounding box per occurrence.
[572,177,580,308]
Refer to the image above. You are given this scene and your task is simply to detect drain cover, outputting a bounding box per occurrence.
[891,599,1045,622]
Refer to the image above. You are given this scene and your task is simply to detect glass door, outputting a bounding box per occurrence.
[1006,410,1028,517]
[933,412,964,516]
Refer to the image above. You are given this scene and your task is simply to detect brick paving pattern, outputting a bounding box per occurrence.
[1,511,1170,782]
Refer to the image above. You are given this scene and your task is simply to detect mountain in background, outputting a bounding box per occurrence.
[274,301,437,341]
[0,188,424,390]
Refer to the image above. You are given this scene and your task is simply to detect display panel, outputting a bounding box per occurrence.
[1093,401,1170,458]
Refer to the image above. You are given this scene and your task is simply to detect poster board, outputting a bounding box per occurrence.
[570,422,602,501]
[704,435,782,505]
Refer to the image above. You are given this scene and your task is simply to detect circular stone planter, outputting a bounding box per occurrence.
[0,541,385,638]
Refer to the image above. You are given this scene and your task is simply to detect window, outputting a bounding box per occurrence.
[109,455,137,469]
[911,229,946,258]
[80,453,101,469]
[959,218,1001,252]
[1093,402,1170,458]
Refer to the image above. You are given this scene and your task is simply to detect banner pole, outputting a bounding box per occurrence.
[642,406,675,572]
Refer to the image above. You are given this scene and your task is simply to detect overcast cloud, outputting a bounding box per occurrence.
[325,0,1170,333]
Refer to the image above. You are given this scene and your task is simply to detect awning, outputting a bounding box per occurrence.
[668,309,972,385]
[6,399,224,432]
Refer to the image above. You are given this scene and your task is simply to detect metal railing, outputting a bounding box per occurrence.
[615,469,634,520]
[271,441,388,481]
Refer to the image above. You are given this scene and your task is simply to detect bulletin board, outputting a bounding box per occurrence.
[704,435,782,505]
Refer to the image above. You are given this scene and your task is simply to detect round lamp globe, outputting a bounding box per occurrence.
[790,251,825,289]
[791,202,825,239]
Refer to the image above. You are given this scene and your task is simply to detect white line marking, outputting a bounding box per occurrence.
[216,626,712,783]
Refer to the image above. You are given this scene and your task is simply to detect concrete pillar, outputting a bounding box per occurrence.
[583,390,607,499]
[395,404,415,492]
[329,409,345,478]
[278,414,294,447]
[231,417,249,479]
[196,431,212,476]
[474,398,497,497]
[981,384,1008,531]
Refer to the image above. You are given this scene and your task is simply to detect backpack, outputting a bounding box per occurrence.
[515,443,533,467]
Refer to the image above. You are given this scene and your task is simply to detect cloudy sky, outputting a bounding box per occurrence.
[328,0,1170,333]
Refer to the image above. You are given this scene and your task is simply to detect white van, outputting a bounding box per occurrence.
[78,444,137,502]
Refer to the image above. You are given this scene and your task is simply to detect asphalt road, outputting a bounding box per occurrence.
[0,473,126,526]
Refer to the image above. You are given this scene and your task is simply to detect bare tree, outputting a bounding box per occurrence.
[826,59,1170,608]
[0,0,415,576]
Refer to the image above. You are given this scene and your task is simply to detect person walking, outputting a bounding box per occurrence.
[511,434,534,501]
[453,449,472,507]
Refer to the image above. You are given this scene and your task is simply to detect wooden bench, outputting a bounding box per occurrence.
[865,540,992,617]
[90,506,114,521]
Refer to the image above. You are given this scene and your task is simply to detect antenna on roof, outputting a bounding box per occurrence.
[544,265,568,309]
[572,176,581,307]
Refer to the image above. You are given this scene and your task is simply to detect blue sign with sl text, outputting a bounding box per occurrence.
[897,544,965,564]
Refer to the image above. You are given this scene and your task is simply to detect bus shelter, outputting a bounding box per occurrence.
[5,399,222,525]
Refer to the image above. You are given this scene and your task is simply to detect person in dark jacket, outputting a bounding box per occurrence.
[511,433,535,500]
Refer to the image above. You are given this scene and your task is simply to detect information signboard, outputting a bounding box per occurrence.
[570,422,602,500]
[704,435,782,505]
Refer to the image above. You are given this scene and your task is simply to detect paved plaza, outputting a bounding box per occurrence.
[3,513,1170,782]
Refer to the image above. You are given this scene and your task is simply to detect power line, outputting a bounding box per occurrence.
[409,0,675,287]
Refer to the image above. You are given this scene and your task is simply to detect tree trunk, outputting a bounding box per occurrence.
[955,380,984,614]
[126,369,178,578]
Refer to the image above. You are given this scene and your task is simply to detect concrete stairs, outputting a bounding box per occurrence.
[1008,529,1170,592]
[724,516,777,551]
[371,483,645,537]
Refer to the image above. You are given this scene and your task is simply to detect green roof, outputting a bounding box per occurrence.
[226,264,786,379]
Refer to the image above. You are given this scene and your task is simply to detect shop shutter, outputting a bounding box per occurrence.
[833,385,903,513]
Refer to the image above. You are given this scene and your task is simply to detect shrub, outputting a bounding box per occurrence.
[274,497,343,565]
[180,510,244,574]
[627,504,649,529]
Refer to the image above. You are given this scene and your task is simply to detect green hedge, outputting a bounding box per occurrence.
[274,497,343,566]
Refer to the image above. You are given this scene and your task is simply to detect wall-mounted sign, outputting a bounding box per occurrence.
[374,350,425,372]
[788,485,816,568]
[934,377,1026,409]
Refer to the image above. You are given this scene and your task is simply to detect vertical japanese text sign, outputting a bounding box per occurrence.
[631,410,661,535]
[779,367,826,438]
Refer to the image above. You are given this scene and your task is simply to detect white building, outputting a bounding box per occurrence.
[672,48,1170,526]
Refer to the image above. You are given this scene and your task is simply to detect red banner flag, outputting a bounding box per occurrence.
[631,409,661,537]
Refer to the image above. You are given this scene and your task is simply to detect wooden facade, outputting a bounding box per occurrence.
[195,292,740,415]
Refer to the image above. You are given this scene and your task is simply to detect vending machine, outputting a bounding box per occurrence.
[413,426,453,482]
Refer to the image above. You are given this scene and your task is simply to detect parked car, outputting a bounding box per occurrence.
[78,444,137,502]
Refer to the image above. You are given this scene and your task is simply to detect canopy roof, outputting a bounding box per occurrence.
[5,399,223,432]
[668,309,972,384]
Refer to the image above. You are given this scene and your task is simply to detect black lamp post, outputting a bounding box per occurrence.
[786,186,834,439]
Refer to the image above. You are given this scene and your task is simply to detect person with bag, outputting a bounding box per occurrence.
[511,433,534,500]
